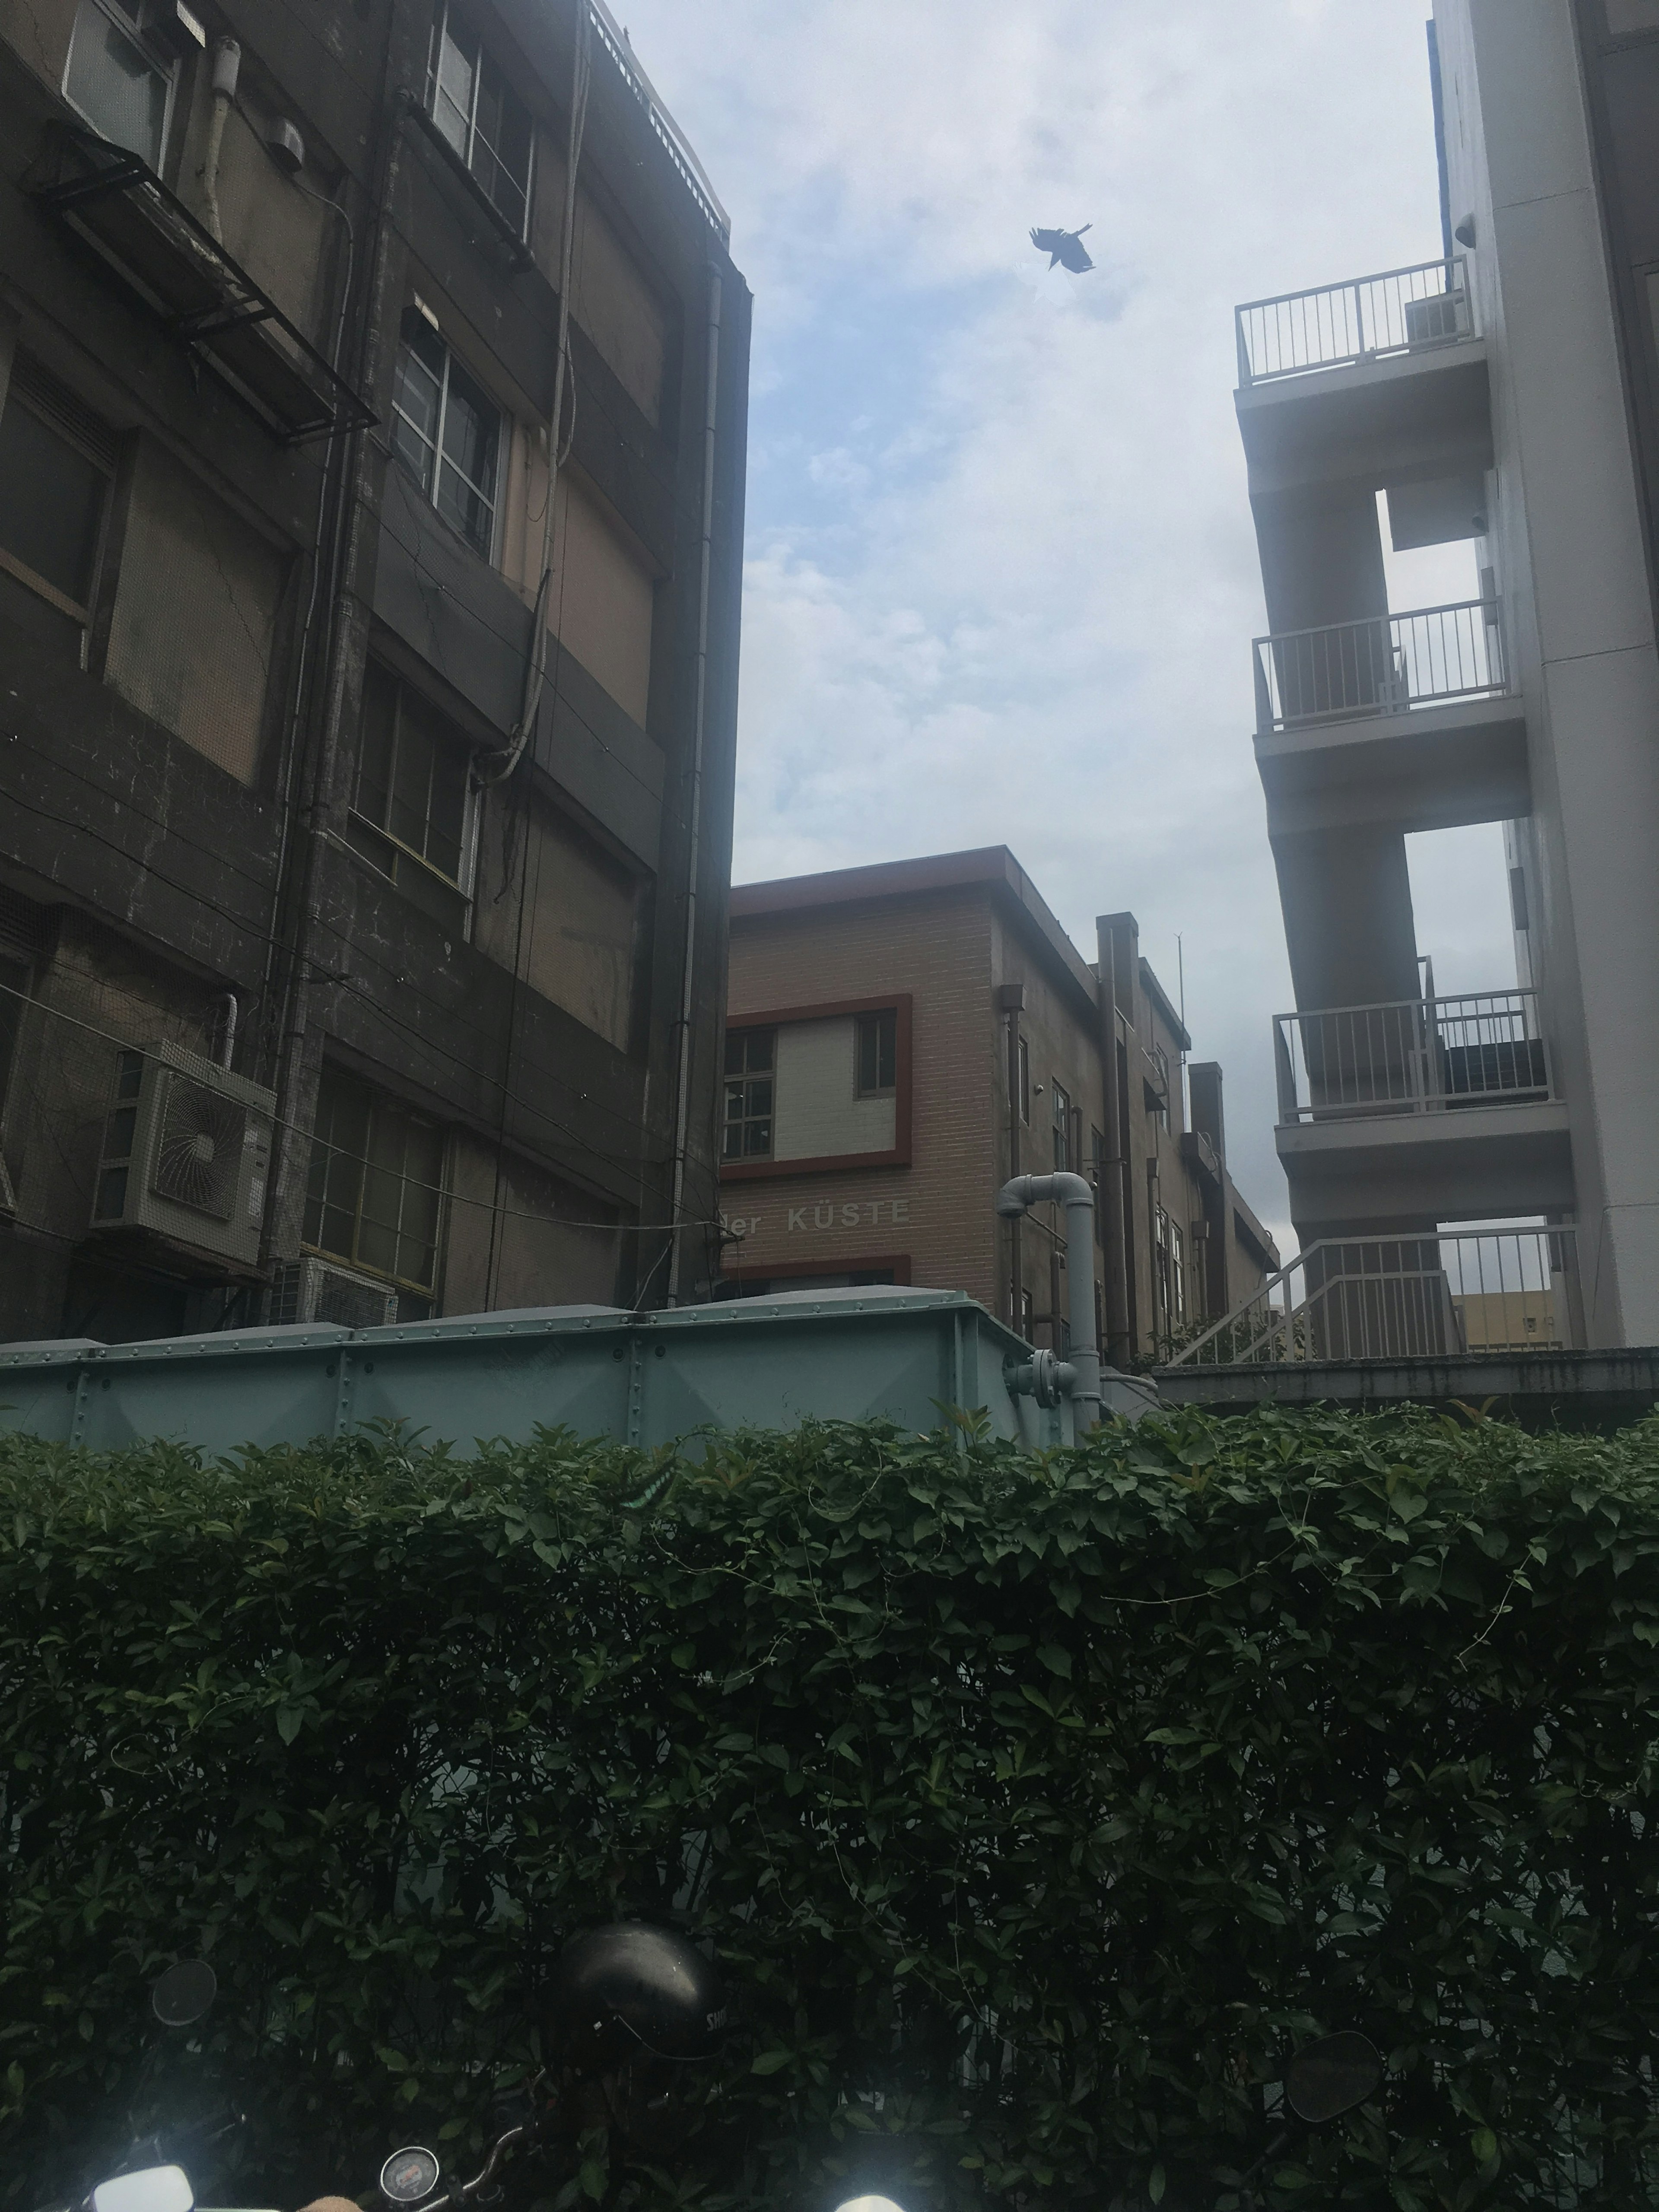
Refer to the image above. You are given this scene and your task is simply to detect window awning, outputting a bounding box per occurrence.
[35,128,375,445]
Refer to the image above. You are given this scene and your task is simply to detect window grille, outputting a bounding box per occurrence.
[391,315,502,558]
[855,1009,897,1097]
[346,661,472,931]
[303,1065,445,1303]
[722,1028,774,1161]
[426,0,534,239]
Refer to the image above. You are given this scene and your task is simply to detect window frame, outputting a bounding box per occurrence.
[721,1024,775,1164]
[425,0,535,242]
[1051,1080,1072,1172]
[62,0,180,175]
[302,1064,448,1305]
[344,660,477,931]
[720,994,914,1182]
[391,313,504,561]
[854,1007,897,1099]
[0,376,116,660]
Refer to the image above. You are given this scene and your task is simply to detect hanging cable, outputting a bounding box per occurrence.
[475,0,592,790]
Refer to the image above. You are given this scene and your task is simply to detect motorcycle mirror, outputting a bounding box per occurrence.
[833,2199,907,2212]
[1284,2030,1384,2123]
[89,2168,194,2212]
[151,1961,217,2030]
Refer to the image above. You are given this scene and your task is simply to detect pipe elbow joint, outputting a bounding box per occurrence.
[996,1171,1095,1217]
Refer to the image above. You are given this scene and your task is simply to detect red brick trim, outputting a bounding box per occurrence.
[721,995,912,1179]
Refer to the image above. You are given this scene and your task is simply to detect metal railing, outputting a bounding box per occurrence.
[588,0,731,242]
[1236,256,1471,385]
[1275,990,1552,1123]
[1253,599,1507,733]
[1169,1225,1579,1366]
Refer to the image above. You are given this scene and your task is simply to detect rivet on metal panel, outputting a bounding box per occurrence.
[364,1360,375,1373]
[69,1368,90,1447]
[612,1345,624,1361]
[626,1332,645,1449]
[333,1351,354,1440]
[654,1342,666,1358]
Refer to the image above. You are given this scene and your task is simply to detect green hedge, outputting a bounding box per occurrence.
[3,1404,1659,2212]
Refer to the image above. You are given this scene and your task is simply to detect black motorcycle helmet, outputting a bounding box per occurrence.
[544,1924,728,2079]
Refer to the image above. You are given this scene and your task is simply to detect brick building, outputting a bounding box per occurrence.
[718,849,1279,1366]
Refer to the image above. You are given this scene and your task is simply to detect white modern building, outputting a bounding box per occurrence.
[1231,0,1659,1352]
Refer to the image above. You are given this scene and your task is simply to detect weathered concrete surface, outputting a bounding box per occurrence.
[1156,1348,1659,1430]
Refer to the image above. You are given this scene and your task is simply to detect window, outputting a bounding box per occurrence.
[426,0,534,239]
[1151,1043,1171,1131]
[1154,1205,1185,1337]
[855,1009,897,1098]
[63,0,175,171]
[1016,1035,1030,1124]
[346,661,472,931]
[1019,1285,1035,1338]
[392,314,502,558]
[0,365,113,660]
[722,1028,774,1161]
[1052,1081,1071,1171]
[304,1066,445,1306]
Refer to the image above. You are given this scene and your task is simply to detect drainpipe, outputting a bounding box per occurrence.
[996,1171,1101,1430]
[214,990,238,1071]
[200,38,241,242]
[666,264,722,1304]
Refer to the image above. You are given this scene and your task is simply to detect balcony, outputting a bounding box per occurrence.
[33,126,372,443]
[1169,1223,1583,1367]
[1235,257,1491,495]
[1272,990,1574,1230]
[1236,257,1474,387]
[1252,601,1528,835]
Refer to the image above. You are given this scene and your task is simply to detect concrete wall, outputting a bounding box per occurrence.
[1437,0,1659,1342]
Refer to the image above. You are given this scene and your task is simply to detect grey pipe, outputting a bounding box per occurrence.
[200,38,241,242]
[996,1171,1101,1430]
[214,990,237,1071]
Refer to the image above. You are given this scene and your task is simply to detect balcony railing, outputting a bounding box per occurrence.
[1236,256,1472,385]
[588,0,731,242]
[1274,990,1552,1124]
[1253,600,1507,734]
[1168,1224,1580,1366]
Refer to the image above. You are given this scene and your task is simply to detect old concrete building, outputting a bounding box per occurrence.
[718,849,1279,1366]
[1232,0,1659,1351]
[0,0,747,1340]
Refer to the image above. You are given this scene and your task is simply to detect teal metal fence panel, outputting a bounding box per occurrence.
[0,1289,1068,1458]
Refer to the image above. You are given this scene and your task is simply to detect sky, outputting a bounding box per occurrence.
[618,0,1516,1254]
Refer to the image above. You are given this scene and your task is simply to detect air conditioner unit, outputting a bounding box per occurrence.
[1404,290,1468,347]
[269,1254,398,1330]
[91,1041,274,1267]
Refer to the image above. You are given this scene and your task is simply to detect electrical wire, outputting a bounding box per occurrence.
[0,774,673,1189]
[0,970,720,1239]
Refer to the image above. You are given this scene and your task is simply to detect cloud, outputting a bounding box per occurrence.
[619,0,1509,1253]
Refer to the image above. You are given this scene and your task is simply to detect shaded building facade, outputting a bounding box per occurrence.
[0,0,748,1339]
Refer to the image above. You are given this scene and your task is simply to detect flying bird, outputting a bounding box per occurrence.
[1030,223,1094,273]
